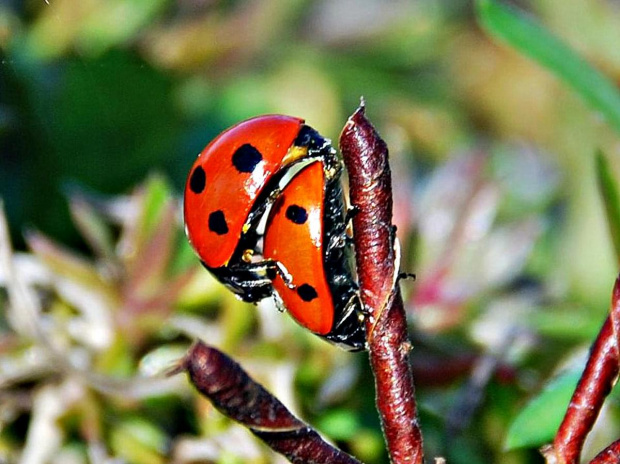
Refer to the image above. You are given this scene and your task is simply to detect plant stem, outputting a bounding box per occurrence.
[340,102,424,464]
[542,275,620,464]
[176,342,364,464]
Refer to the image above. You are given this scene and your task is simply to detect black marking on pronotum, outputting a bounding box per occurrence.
[232,144,263,173]
[293,125,327,150]
[208,210,229,235]
[189,166,206,193]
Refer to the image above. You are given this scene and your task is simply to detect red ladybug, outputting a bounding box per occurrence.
[184,115,329,302]
[184,115,366,350]
[263,158,366,351]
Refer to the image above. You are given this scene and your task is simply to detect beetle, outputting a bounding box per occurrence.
[262,156,366,350]
[184,114,366,350]
[184,115,330,302]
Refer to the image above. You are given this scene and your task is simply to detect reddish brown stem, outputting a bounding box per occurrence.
[340,102,424,464]
[543,275,620,464]
[589,439,620,464]
[177,342,363,464]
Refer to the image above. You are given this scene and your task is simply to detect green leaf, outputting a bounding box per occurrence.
[141,174,172,235]
[68,195,116,261]
[316,409,362,441]
[26,230,109,292]
[475,0,620,135]
[79,0,168,56]
[505,367,582,450]
[110,417,166,464]
[528,305,602,341]
[169,233,198,276]
[124,174,173,267]
[596,151,620,266]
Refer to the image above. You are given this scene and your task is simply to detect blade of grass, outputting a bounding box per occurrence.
[475,0,620,135]
[506,367,582,450]
[596,150,620,266]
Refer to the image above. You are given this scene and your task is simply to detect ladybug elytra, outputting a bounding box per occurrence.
[183,115,366,350]
[263,158,365,350]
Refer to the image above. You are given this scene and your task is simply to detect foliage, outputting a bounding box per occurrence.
[476,0,620,135]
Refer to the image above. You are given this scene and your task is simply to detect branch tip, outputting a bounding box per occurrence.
[340,103,424,464]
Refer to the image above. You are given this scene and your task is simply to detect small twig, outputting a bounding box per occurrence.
[589,439,620,464]
[175,342,363,464]
[542,274,620,464]
[340,102,424,464]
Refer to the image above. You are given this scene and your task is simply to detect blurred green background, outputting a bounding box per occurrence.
[2,1,620,463]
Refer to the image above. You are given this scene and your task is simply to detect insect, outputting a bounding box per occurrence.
[184,115,366,350]
[263,157,366,350]
[184,115,325,302]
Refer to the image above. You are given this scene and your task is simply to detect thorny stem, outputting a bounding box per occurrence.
[340,102,424,464]
[542,274,620,464]
[175,342,363,464]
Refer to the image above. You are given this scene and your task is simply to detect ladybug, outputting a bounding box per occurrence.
[263,156,366,351]
[184,115,332,303]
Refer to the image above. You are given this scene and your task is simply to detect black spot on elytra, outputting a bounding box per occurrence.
[208,210,229,235]
[189,166,206,193]
[232,144,263,173]
[297,284,318,302]
[285,205,308,224]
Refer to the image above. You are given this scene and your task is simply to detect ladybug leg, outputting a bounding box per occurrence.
[227,262,274,289]
[327,204,355,253]
[398,272,417,282]
[322,148,343,181]
[229,274,272,289]
[271,291,287,313]
[390,224,398,242]
[345,205,360,223]
[241,258,295,290]
[391,233,416,283]
[270,259,296,290]
[352,292,371,316]
[276,263,295,289]
[339,206,360,247]
[209,262,275,303]
[219,258,296,303]
[325,293,367,351]
[327,232,347,252]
